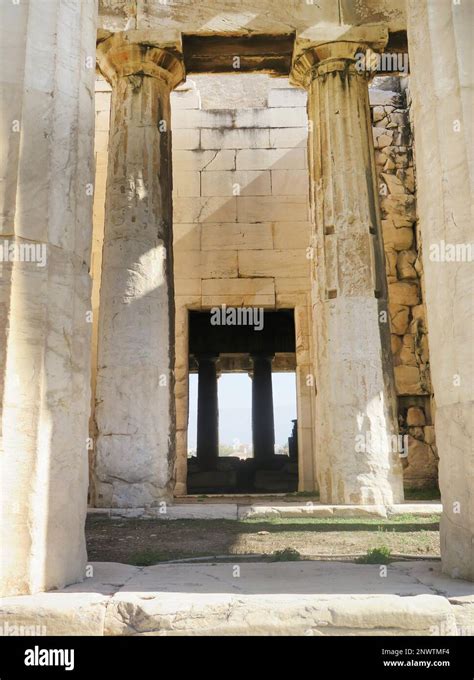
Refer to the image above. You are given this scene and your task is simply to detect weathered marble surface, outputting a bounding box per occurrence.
[0,0,97,596]
[407,0,474,580]
[98,0,406,35]
[291,41,404,505]
[93,32,185,507]
[1,560,471,636]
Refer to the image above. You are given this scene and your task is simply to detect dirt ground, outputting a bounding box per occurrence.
[86,515,440,565]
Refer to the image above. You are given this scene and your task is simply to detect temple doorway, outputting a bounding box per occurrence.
[186,309,298,494]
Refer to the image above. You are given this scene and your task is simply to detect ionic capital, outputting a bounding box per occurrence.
[290,25,388,88]
[96,30,185,90]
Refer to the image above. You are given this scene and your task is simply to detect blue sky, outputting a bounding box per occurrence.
[188,372,297,449]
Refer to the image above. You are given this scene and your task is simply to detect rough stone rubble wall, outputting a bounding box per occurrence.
[370,77,437,490]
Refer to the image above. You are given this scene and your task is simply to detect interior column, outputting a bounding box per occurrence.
[251,354,275,464]
[94,32,185,507]
[196,354,219,472]
[291,35,404,505]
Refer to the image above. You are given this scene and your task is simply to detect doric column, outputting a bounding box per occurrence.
[94,32,185,507]
[251,354,275,463]
[407,0,473,580]
[291,34,404,505]
[196,354,219,472]
[0,0,97,596]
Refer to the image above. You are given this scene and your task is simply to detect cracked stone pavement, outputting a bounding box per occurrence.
[1,560,473,636]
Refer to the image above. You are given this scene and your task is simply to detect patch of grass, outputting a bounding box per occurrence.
[271,547,301,562]
[404,487,441,501]
[129,550,169,566]
[416,530,435,552]
[390,513,440,524]
[87,513,440,565]
[357,546,392,564]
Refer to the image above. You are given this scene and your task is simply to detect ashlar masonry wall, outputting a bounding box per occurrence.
[171,75,315,495]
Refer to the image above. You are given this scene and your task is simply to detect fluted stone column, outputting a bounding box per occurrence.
[0,0,97,596]
[196,354,219,472]
[291,36,404,505]
[408,0,474,580]
[251,354,275,463]
[94,32,185,507]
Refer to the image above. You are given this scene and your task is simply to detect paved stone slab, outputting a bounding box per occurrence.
[89,502,442,521]
[62,563,141,595]
[391,561,474,635]
[388,504,442,516]
[1,561,470,637]
[237,504,334,519]
[90,505,239,520]
[237,503,441,520]
[0,563,141,636]
[158,504,238,520]
[0,593,108,637]
[391,561,474,601]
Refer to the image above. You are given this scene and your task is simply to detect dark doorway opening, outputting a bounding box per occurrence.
[187,309,298,494]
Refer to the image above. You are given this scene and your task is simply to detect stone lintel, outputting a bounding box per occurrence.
[182,33,294,75]
[189,353,296,374]
[290,24,389,87]
[96,30,185,89]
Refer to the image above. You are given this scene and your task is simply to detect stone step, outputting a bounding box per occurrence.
[88,502,442,521]
[0,561,470,636]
